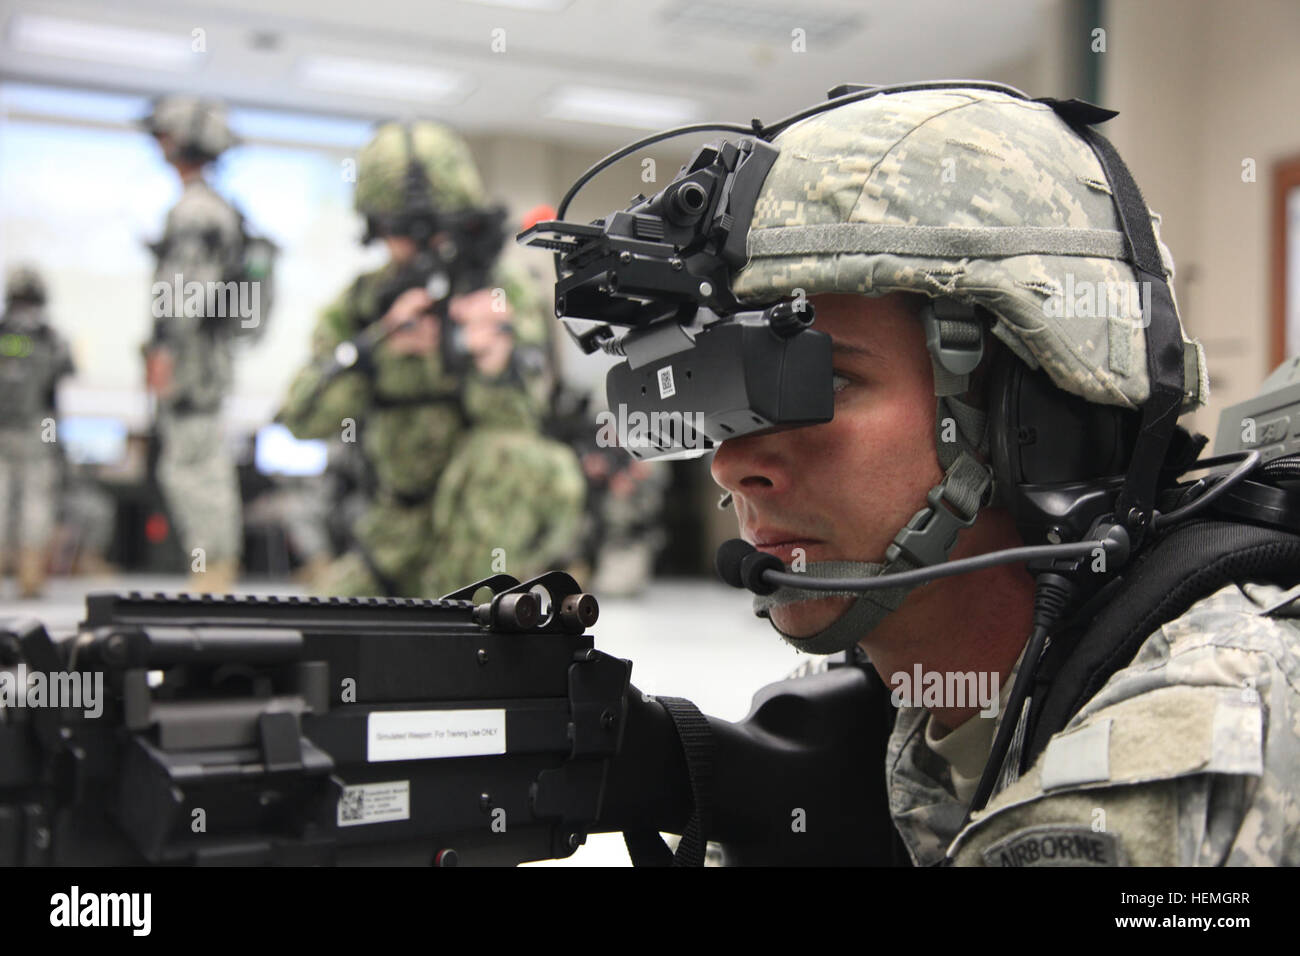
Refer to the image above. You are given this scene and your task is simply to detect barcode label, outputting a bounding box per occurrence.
[337,780,410,827]
[657,366,676,399]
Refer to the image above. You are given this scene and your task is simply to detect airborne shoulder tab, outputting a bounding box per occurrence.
[981,825,1124,867]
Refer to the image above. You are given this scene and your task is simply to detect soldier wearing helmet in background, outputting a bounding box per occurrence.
[277,120,583,598]
[141,95,247,593]
[0,265,74,597]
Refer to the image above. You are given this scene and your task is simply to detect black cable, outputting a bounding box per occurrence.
[956,572,1076,840]
[761,538,1114,593]
[549,122,755,278]
[1151,450,1261,531]
[555,122,755,221]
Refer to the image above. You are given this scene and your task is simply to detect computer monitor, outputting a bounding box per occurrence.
[254,423,328,477]
[59,416,128,466]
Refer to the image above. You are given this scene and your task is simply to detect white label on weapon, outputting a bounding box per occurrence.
[367,709,507,762]
[337,780,410,827]
[658,365,676,399]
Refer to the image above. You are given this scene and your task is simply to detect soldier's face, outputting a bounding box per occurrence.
[710,292,943,638]
[385,235,418,264]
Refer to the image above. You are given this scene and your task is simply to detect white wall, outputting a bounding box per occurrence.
[1102,0,1300,437]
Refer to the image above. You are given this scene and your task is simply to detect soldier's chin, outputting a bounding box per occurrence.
[769,595,855,639]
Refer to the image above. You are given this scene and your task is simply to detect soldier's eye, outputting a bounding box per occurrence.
[831,372,851,393]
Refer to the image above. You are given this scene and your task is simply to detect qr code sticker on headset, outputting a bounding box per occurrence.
[658,365,675,399]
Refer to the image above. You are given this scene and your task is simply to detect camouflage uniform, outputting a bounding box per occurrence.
[148,177,245,572]
[278,120,582,598]
[0,269,74,596]
[890,584,1300,866]
[143,97,245,580]
[717,87,1290,865]
[278,263,584,597]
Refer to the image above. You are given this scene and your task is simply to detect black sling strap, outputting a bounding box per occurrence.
[623,696,713,867]
[1037,98,1190,548]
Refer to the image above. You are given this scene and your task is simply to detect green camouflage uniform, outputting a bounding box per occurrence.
[280,119,582,598]
[278,263,583,597]
[0,293,73,558]
[724,87,1290,865]
[148,177,245,567]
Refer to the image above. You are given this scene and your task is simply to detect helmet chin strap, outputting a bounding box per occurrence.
[751,298,994,655]
[753,557,918,654]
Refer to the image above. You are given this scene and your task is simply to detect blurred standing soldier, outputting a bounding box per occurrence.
[0,265,74,597]
[140,96,244,593]
[279,121,583,598]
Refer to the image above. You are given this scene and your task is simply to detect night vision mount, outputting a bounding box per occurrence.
[519,135,833,460]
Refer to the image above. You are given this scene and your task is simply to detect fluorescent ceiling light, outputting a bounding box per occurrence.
[661,1,862,47]
[543,86,699,129]
[457,0,572,9]
[8,14,200,71]
[297,55,468,104]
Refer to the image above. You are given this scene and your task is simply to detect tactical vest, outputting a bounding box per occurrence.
[0,309,66,430]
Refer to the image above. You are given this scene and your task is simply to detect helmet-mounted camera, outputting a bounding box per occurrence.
[519,134,833,459]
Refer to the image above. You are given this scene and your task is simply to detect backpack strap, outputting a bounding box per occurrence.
[1023,519,1300,771]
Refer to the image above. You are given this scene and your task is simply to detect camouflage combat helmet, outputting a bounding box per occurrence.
[354,121,487,235]
[733,86,1207,414]
[730,85,1209,654]
[141,95,238,164]
[4,264,46,305]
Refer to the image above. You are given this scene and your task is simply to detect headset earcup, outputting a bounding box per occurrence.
[986,346,1141,543]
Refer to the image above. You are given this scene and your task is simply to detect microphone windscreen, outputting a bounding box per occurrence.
[740,550,783,595]
[715,538,755,588]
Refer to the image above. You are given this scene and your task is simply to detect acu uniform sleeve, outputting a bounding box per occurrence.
[947,583,1300,867]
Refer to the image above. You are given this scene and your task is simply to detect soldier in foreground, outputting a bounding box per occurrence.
[525,82,1300,864]
[140,96,247,593]
[713,88,1296,865]
[278,121,583,598]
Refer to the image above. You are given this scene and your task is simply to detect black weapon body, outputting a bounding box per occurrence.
[2,569,901,867]
[0,572,622,866]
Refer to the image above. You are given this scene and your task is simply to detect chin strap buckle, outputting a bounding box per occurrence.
[886,454,991,568]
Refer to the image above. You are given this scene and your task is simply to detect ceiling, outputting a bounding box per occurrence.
[0,0,1054,147]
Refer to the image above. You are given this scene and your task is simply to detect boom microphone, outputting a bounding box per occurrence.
[714,529,1132,595]
[715,539,784,595]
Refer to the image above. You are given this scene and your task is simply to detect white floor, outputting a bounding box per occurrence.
[0,574,808,866]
